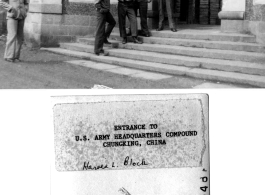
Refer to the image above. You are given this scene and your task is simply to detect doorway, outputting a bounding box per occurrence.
[178,0,221,25]
[179,0,189,23]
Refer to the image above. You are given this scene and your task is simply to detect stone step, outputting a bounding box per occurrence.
[61,42,94,53]
[112,28,257,43]
[150,30,257,43]
[77,37,120,48]
[118,42,265,63]
[40,47,265,87]
[107,33,265,53]
[59,43,265,76]
[70,38,265,64]
[77,37,265,63]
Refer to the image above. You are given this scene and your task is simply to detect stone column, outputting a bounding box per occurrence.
[218,0,246,33]
[24,0,63,47]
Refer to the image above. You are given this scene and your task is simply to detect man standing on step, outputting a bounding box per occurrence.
[157,0,177,32]
[118,0,142,44]
[94,0,116,56]
[134,0,152,37]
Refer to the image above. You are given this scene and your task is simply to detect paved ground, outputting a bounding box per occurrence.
[0,37,248,89]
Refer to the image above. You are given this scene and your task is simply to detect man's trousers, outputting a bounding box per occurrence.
[158,0,176,29]
[4,18,25,60]
[118,2,138,38]
[94,11,116,54]
[135,1,149,35]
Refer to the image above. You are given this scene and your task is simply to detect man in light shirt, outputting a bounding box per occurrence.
[0,0,29,62]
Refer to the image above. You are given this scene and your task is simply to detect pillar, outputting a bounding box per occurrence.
[218,0,246,33]
[24,0,64,47]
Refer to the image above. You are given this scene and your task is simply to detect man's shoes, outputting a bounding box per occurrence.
[140,31,150,37]
[15,59,21,62]
[171,28,177,32]
[132,37,143,44]
[122,37,127,44]
[4,58,14,62]
[104,39,111,45]
[156,27,163,31]
[142,33,150,37]
[95,51,109,56]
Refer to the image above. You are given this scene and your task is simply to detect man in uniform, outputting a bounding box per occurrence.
[134,0,152,37]
[118,0,142,44]
[157,0,177,32]
[94,0,116,56]
[0,0,29,62]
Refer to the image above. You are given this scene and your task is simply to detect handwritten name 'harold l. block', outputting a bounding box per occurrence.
[53,95,208,171]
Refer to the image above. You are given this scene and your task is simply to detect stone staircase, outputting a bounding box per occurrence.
[41,27,265,87]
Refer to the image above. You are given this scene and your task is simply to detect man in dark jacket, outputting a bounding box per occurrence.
[94,0,116,56]
[134,0,152,37]
[157,0,177,32]
[118,0,142,44]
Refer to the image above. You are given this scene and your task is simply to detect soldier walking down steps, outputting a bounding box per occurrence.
[118,0,142,44]
[94,0,116,56]
[0,0,29,62]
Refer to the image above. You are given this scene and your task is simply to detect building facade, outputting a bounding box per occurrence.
[0,0,265,47]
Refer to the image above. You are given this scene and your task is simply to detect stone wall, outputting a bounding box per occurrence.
[25,13,94,47]
[25,0,118,47]
[63,1,118,16]
[244,0,265,44]
[245,0,265,21]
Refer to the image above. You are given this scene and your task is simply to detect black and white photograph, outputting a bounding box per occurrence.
[0,90,265,195]
[0,1,265,195]
[0,0,265,88]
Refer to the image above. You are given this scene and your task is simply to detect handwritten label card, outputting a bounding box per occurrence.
[53,94,209,172]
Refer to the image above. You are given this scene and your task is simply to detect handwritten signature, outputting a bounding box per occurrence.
[83,161,108,170]
[83,156,148,170]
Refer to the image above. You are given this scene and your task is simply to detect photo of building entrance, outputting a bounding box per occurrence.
[1,0,265,88]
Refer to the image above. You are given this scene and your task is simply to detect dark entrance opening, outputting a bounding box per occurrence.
[194,0,200,24]
[179,0,189,23]
[177,0,221,25]
[179,0,200,24]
